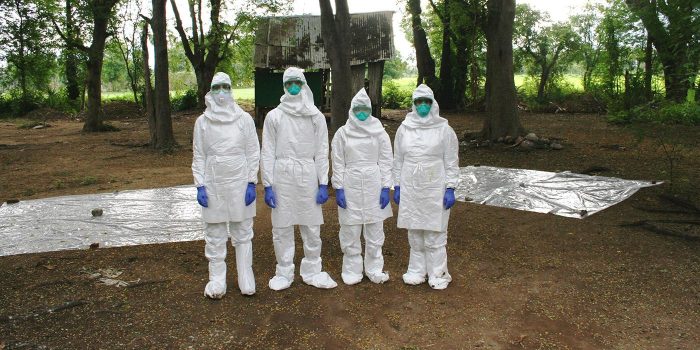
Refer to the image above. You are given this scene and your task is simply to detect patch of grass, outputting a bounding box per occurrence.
[51,179,66,190]
[22,188,35,197]
[17,120,46,129]
[79,176,99,186]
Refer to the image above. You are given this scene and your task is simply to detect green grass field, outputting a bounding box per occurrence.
[102,87,255,102]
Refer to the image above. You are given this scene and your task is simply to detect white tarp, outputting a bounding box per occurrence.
[0,167,659,256]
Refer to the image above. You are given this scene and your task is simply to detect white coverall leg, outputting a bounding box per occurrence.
[424,230,451,289]
[363,222,389,283]
[339,224,363,284]
[269,226,295,291]
[300,225,335,287]
[230,219,256,295]
[403,229,427,285]
[204,222,229,298]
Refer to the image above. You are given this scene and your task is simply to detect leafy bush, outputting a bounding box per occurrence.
[608,101,700,125]
[382,81,412,109]
[171,88,198,111]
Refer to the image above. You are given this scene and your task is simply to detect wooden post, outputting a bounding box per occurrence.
[351,63,366,95]
[367,61,384,119]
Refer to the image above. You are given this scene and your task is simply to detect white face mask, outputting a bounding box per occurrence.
[214,91,232,106]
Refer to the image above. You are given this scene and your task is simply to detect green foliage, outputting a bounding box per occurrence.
[609,102,700,125]
[171,88,198,111]
[382,80,412,109]
[383,56,411,80]
[0,0,58,115]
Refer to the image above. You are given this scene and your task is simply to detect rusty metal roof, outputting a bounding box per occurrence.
[254,11,395,70]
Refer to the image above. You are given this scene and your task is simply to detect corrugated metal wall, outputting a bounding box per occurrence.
[254,11,395,70]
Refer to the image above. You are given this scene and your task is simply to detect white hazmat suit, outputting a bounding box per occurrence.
[261,67,337,290]
[393,84,459,290]
[192,72,259,298]
[331,89,393,285]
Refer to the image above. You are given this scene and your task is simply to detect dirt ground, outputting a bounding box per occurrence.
[1,103,699,349]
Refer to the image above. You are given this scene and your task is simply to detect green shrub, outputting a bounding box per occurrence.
[608,101,700,125]
[171,88,198,111]
[382,80,412,109]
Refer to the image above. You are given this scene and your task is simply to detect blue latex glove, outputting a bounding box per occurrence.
[393,186,400,205]
[379,187,390,209]
[336,188,347,209]
[197,186,208,207]
[245,182,256,206]
[444,188,455,209]
[316,184,329,204]
[264,186,276,208]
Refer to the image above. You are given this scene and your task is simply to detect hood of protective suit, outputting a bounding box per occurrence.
[278,67,321,117]
[204,72,245,123]
[401,84,448,129]
[344,89,384,137]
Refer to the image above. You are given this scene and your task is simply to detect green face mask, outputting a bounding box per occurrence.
[284,80,303,96]
[353,106,372,121]
[416,103,431,117]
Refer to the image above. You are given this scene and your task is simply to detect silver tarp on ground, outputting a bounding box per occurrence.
[454,166,659,219]
[0,168,659,256]
[0,186,203,257]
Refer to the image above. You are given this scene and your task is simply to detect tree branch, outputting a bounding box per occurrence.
[169,0,196,62]
[50,16,89,53]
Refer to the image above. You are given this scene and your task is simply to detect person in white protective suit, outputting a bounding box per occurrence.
[261,67,337,291]
[331,88,393,285]
[192,72,260,298]
[392,84,459,290]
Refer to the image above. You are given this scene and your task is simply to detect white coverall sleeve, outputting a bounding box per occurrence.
[314,114,330,186]
[260,112,276,187]
[245,116,260,184]
[192,118,206,187]
[378,131,393,188]
[443,126,460,189]
[392,126,405,187]
[330,131,346,189]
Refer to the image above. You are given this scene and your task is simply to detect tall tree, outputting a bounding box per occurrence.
[625,0,700,102]
[51,0,121,132]
[481,0,523,140]
[408,0,439,90]
[319,0,353,131]
[571,5,603,92]
[170,0,286,108]
[429,0,455,109]
[0,0,56,114]
[515,5,579,102]
[64,0,81,101]
[141,20,156,143]
[112,0,144,106]
[150,0,176,150]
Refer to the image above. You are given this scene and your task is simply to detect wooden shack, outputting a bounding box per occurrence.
[253,11,395,125]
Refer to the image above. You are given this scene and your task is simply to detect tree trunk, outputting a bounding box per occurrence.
[142,21,156,143]
[452,44,469,110]
[64,0,80,101]
[351,64,366,94]
[537,64,549,102]
[367,61,384,118]
[195,67,216,109]
[644,32,653,101]
[320,0,353,132]
[151,0,177,149]
[82,15,109,132]
[481,0,523,140]
[438,0,454,109]
[408,0,439,89]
